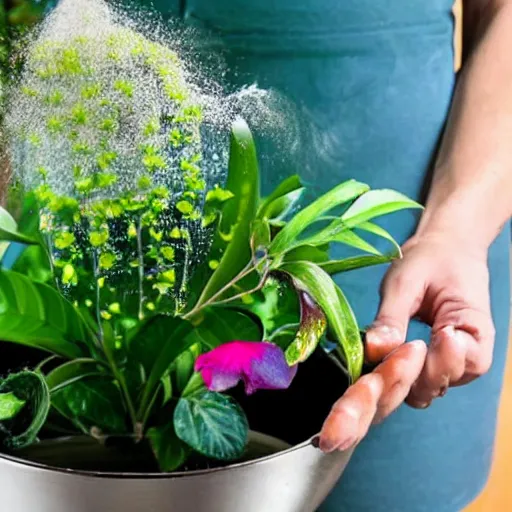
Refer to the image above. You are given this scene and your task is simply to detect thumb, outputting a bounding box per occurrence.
[365,269,424,363]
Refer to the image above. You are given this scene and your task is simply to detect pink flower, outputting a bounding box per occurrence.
[195,341,297,395]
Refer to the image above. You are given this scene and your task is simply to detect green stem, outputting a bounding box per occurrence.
[183,258,266,320]
[136,217,145,321]
[211,267,270,307]
[103,346,137,430]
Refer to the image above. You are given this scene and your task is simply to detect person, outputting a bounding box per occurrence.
[147,1,511,511]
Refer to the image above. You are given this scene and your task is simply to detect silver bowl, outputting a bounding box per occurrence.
[0,432,353,512]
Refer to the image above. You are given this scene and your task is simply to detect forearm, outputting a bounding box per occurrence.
[417,1,512,248]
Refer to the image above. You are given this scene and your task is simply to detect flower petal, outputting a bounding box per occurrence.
[195,341,297,395]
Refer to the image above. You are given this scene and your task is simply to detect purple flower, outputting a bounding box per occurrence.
[195,341,297,395]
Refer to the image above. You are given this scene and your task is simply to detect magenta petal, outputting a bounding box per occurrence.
[195,341,297,395]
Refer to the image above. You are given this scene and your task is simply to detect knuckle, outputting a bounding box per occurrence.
[467,351,493,377]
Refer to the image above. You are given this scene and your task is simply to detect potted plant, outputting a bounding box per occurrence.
[0,6,422,512]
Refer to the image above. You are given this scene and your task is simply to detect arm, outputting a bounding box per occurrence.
[320,0,512,452]
[420,0,512,249]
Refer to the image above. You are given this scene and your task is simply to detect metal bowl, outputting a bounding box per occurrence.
[0,433,353,512]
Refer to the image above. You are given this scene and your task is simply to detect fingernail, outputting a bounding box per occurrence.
[367,325,401,345]
[319,437,337,453]
[415,401,432,409]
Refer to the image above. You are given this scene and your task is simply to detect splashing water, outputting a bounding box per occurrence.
[3,0,288,329]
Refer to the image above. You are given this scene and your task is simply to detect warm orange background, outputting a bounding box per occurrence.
[454,2,512,510]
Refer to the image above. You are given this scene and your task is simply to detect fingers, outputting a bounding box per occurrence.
[365,267,424,363]
[407,305,495,407]
[406,326,466,408]
[319,341,427,452]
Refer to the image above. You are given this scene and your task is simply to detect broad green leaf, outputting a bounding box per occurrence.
[51,376,127,435]
[148,421,188,472]
[319,254,397,275]
[245,278,299,339]
[129,315,194,375]
[45,359,106,393]
[133,316,194,420]
[279,261,363,381]
[12,244,52,283]
[0,392,26,421]
[285,290,326,365]
[357,221,402,257]
[189,308,263,350]
[174,391,248,460]
[0,269,90,358]
[269,180,369,256]
[282,244,330,264]
[0,371,50,449]
[0,206,38,246]
[194,119,260,308]
[171,343,203,396]
[341,189,423,228]
[257,175,304,221]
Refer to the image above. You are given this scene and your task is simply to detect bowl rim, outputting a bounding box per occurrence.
[0,433,322,480]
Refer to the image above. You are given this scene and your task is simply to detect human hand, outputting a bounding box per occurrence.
[319,232,494,452]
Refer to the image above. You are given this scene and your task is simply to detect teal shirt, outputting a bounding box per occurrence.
[148,1,511,511]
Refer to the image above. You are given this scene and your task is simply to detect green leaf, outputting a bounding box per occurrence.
[0,206,38,245]
[257,175,304,221]
[148,421,188,472]
[340,189,423,228]
[12,244,53,283]
[282,244,330,264]
[194,119,260,308]
[279,261,363,381]
[132,316,194,420]
[174,391,248,460]
[285,291,327,365]
[0,371,50,449]
[129,315,194,376]
[51,376,127,435]
[45,359,105,393]
[2,193,51,273]
[0,392,26,421]
[0,269,90,358]
[357,221,402,257]
[331,230,381,255]
[171,344,201,396]
[251,219,271,252]
[319,254,398,275]
[245,278,299,339]
[190,308,263,349]
[269,180,369,256]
